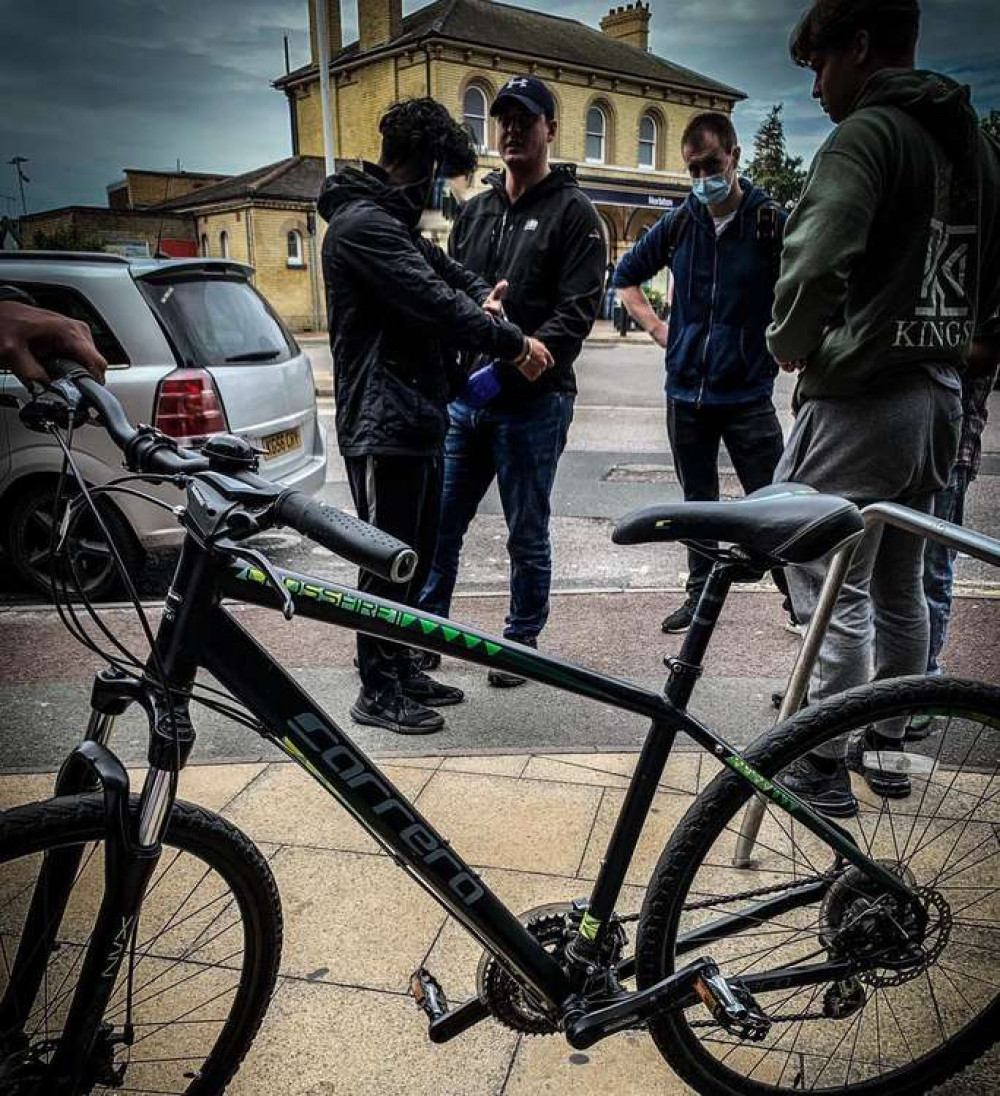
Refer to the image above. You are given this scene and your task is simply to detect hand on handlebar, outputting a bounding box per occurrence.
[0,301,108,387]
[515,337,554,382]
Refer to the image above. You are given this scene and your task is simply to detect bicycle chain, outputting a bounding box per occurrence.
[689,1010,827,1027]
[683,873,834,912]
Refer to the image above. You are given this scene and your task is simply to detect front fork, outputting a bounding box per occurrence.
[0,670,193,1095]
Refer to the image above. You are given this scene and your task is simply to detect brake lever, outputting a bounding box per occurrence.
[19,378,91,433]
[218,542,295,621]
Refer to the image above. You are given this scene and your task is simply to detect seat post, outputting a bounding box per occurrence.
[665,561,744,711]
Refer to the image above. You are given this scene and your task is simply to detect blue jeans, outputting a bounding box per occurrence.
[923,464,971,674]
[419,394,574,641]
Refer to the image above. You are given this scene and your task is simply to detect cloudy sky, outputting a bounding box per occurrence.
[1,0,997,215]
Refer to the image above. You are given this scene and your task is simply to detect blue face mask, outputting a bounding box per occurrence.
[692,172,733,207]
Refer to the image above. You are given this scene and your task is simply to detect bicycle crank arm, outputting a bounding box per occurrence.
[565,957,719,1050]
[428,997,491,1044]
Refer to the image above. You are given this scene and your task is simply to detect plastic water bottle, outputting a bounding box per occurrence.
[461,360,502,408]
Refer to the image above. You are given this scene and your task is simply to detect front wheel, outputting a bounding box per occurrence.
[0,794,282,1094]
[637,676,1000,1095]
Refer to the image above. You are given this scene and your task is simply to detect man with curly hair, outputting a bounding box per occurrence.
[318,98,552,735]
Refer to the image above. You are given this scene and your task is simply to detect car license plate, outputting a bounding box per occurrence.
[262,427,302,460]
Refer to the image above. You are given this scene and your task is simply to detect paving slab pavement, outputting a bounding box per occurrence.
[1,750,995,1095]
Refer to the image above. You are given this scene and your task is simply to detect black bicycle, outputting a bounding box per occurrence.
[0,365,996,1095]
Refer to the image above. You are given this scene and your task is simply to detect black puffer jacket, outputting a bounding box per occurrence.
[318,162,525,457]
[447,163,606,403]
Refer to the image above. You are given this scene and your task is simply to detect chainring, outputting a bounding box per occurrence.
[477,904,571,1035]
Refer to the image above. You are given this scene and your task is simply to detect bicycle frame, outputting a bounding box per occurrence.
[5,531,921,1087]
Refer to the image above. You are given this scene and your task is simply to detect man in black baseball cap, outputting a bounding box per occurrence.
[418,75,605,686]
[490,75,556,121]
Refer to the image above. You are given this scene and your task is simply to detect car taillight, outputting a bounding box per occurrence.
[154,368,228,442]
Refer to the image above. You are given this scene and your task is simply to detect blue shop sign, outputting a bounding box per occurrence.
[582,186,685,210]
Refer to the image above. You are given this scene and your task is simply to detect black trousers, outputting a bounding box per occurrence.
[666,396,786,598]
[345,453,442,693]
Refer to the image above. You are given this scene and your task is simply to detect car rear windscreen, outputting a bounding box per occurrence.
[139,275,298,368]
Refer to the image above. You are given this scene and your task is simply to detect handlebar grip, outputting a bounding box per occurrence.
[275,491,418,584]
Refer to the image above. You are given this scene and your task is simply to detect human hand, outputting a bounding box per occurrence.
[650,320,668,349]
[515,336,554,382]
[483,279,509,318]
[778,358,807,373]
[0,301,108,386]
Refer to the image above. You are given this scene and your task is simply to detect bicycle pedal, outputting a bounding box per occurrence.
[409,967,449,1023]
[694,963,771,1042]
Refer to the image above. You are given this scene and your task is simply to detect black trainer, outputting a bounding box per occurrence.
[488,637,536,689]
[414,651,442,672]
[350,687,444,735]
[778,754,859,818]
[401,670,464,707]
[846,726,911,799]
[661,597,698,634]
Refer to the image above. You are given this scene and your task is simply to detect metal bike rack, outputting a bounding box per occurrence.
[732,501,1000,868]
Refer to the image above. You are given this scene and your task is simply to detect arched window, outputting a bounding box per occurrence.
[586,106,606,163]
[463,85,489,151]
[219,230,230,258]
[638,113,657,169]
[287,229,304,267]
[200,233,209,257]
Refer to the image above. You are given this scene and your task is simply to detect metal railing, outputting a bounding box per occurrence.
[731,501,1000,868]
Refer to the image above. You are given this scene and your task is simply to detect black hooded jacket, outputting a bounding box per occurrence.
[318,162,525,457]
[447,163,606,403]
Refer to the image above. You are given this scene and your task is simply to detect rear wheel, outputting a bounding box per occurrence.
[0,794,282,1094]
[637,677,1000,1095]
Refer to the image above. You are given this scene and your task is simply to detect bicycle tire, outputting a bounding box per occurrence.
[637,676,1000,1096]
[0,793,282,1095]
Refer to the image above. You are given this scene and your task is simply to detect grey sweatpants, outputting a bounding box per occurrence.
[774,374,962,758]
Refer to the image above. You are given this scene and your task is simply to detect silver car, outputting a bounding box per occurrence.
[0,251,327,597]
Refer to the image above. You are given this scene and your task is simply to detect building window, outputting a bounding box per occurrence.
[287,230,304,267]
[200,233,209,257]
[463,85,489,151]
[586,106,606,163]
[638,113,657,169]
[219,230,230,258]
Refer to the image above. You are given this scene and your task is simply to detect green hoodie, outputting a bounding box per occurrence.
[767,69,1000,402]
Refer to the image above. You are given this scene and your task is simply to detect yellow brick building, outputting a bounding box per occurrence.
[152,157,329,331]
[111,0,743,333]
[277,0,743,264]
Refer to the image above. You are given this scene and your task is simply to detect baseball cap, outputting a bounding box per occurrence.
[491,76,556,120]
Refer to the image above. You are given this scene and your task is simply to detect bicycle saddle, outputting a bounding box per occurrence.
[612,484,864,565]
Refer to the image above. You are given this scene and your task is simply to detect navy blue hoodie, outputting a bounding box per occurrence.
[614,180,785,406]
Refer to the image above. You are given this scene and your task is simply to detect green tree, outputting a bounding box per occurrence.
[982,109,1000,142]
[745,104,808,207]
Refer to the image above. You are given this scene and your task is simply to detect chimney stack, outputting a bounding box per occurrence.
[600,3,652,52]
[309,0,342,64]
[359,0,402,52]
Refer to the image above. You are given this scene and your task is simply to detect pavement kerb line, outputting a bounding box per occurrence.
[4,580,998,616]
[1,744,711,777]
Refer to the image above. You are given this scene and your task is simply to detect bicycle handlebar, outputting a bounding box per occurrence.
[45,361,419,584]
